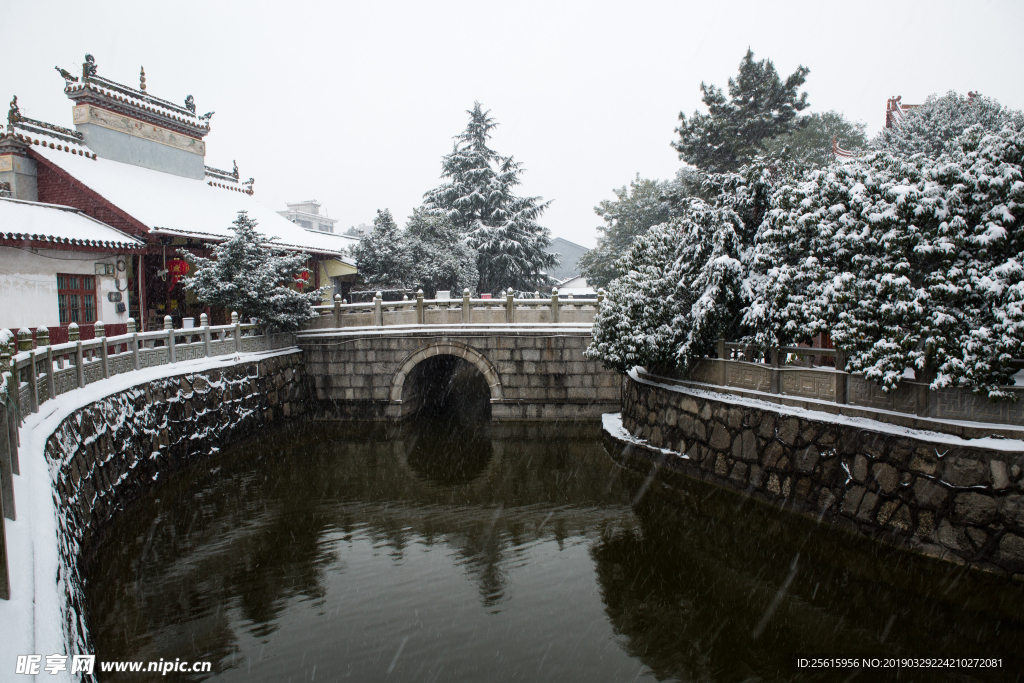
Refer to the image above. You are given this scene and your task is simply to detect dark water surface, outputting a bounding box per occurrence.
[85,419,1024,682]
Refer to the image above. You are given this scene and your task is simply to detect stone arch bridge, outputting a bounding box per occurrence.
[297,325,621,421]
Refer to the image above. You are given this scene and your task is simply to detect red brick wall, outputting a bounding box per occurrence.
[32,152,151,240]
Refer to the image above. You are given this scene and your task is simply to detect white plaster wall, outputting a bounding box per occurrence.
[0,246,131,330]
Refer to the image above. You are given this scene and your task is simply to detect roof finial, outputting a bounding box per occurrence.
[184,95,195,113]
[82,54,97,81]
[7,95,20,129]
[140,66,147,91]
[232,160,239,179]
[55,66,79,84]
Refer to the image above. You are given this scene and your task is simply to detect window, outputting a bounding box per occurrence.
[57,274,96,324]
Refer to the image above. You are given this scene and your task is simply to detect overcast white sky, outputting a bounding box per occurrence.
[5,0,1024,248]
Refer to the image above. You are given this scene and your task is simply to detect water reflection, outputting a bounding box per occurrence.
[84,421,1024,682]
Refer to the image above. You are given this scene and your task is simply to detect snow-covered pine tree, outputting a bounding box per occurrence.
[404,207,478,298]
[423,102,558,294]
[182,211,325,331]
[350,209,410,289]
[673,49,810,173]
[874,91,1024,158]
[586,198,747,374]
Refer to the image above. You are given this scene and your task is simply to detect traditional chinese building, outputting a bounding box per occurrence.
[1,55,357,335]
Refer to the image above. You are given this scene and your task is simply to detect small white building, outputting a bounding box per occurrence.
[278,200,338,234]
[0,197,144,335]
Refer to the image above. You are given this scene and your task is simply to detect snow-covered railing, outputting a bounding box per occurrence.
[0,313,292,598]
[679,338,1024,429]
[310,288,604,328]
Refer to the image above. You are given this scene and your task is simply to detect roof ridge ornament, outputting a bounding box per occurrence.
[140,66,146,92]
[200,111,215,121]
[184,95,196,113]
[7,95,20,129]
[55,66,79,83]
[82,54,97,81]
[232,160,239,179]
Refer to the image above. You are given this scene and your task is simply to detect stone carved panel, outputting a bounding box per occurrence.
[848,375,917,414]
[83,362,103,385]
[109,356,135,376]
[175,344,206,362]
[240,337,266,353]
[19,385,29,416]
[0,155,13,172]
[725,363,771,392]
[139,349,169,368]
[780,369,835,401]
[54,368,77,396]
[73,105,206,156]
[932,387,1024,425]
[688,359,719,384]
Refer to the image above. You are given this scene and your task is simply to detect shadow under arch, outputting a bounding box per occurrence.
[390,341,503,418]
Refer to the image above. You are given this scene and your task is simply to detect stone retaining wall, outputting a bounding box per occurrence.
[41,351,309,658]
[621,370,1024,578]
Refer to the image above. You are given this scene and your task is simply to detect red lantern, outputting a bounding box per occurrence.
[167,258,190,287]
[294,270,309,289]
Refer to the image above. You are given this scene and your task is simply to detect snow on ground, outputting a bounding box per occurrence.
[601,412,684,458]
[0,348,298,682]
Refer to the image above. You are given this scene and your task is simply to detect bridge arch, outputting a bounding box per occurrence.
[390,340,504,405]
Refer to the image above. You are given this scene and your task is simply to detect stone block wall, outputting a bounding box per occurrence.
[621,372,1024,577]
[41,351,309,656]
[301,330,620,421]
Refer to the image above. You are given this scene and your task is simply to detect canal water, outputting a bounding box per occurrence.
[85,417,1024,682]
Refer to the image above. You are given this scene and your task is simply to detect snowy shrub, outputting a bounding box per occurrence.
[183,211,326,331]
[750,126,1024,397]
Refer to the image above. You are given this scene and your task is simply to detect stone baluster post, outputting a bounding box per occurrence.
[165,316,176,363]
[0,359,13,521]
[717,337,727,386]
[550,288,560,324]
[462,288,471,324]
[835,348,848,405]
[416,290,425,325]
[200,313,212,358]
[334,294,342,328]
[374,292,383,326]
[232,312,241,353]
[95,321,109,379]
[1,340,18,476]
[16,329,31,353]
[770,346,781,394]
[506,289,515,324]
[39,327,56,400]
[127,318,141,371]
[69,323,85,390]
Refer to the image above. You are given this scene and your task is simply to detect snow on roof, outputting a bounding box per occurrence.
[0,197,145,250]
[33,146,358,256]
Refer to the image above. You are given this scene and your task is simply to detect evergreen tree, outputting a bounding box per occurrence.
[673,49,810,173]
[761,111,867,167]
[351,209,410,288]
[404,207,479,297]
[873,91,1024,158]
[182,211,324,331]
[424,102,558,294]
[578,175,676,290]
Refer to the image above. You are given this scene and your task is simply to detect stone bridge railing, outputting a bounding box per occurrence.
[0,315,293,600]
[686,339,1024,434]
[309,288,603,329]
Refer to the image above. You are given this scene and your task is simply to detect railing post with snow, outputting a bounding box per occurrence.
[550,288,560,324]
[201,314,212,358]
[835,348,847,404]
[770,346,781,394]
[165,316,176,363]
[416,290,425,325]
[128,318,141,370]
[374,292,383,327]
[96,321,109,380]
[334,294,342,328]
[232,312,241,353]
[462,288,470,324]
[39,327,56,400]
[0,480,9,599]
[26,333,40,414]
[68,323,85,390]
[717,337,727,386]
[506,289,515,324]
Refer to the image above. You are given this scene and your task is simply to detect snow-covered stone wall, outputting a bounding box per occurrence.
[616,369,1024,578]
[40,351,309,665]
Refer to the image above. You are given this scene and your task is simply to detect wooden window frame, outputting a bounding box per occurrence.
[57,273,97,325]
